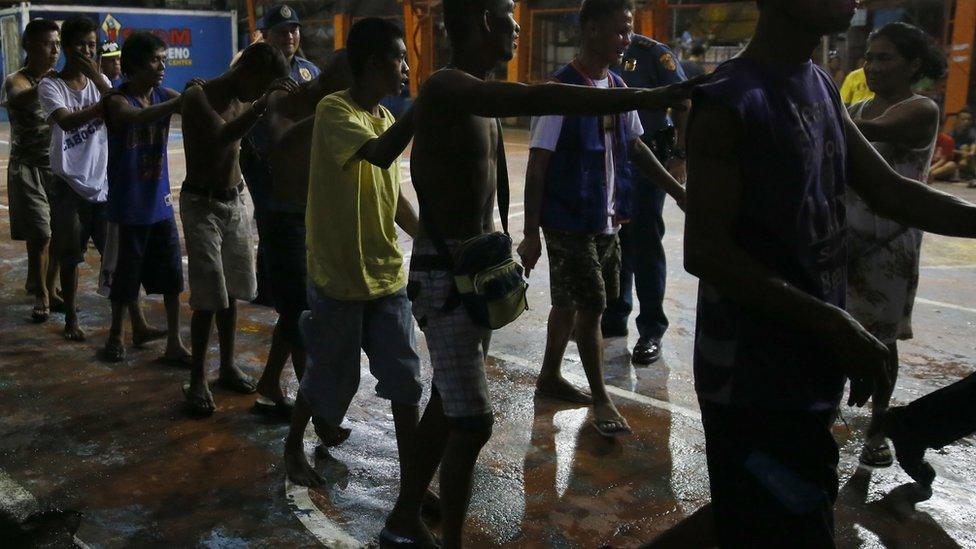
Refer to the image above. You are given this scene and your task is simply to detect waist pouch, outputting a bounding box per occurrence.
[451,232,528,330]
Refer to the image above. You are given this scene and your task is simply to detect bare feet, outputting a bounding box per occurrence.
[63,317,85,342]
[383,509,439,549]
[217,365,257,394]
[535,375,593,404]
[592,400,631,437]
[285,444,325,487]
[182,379,216,417]
[160,343,193,367]
[133,326,168,348]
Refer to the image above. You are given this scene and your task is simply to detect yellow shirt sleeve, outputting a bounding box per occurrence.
[840,71,855,105]
[318,95,380,170]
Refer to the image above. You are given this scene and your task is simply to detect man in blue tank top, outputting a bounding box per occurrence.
[679,0,976,545]
[99,32,190,365]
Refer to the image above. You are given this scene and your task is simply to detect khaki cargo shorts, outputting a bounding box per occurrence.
[7,160,54,242]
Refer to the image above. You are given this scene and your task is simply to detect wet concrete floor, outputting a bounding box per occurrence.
[1,125,975,547]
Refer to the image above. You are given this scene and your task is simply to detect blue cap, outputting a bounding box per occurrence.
[261,4,300,30]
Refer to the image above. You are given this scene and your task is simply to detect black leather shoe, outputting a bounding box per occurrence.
[632,337,661,366]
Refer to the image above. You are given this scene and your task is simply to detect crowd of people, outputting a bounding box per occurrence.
[4,0,976,547]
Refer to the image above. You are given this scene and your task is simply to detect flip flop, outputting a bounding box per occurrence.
[534,386,593,405]
[378,528,441,549]
[859,441,894,467]
[102,340,127,363]
[251,397,294,422]
[182,383,216,418]
[154,353,193,369]
[216,374,258,394]
[592,419,632,438]
[31,305,50,324]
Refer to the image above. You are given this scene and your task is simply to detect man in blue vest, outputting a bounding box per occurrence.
[243,3,320,306]
[602,34,688,366]
[519,0,686,436]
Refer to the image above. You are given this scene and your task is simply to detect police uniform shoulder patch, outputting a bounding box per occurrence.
[659,52,677,72]
[299,67,312,81]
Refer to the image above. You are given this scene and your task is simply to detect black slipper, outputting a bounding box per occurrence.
[252,397,294,422]
[216,374,257,394]
[378,528,440,549]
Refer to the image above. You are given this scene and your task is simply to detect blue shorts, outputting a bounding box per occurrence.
[299,285,422,427]
[99,217,184,302]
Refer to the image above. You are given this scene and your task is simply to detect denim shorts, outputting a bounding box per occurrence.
[299,284,422,427]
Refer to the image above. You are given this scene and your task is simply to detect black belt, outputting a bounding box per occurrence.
[410,254,453,271]
[181,182,245,201]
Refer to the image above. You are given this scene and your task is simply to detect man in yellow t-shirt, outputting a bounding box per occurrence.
[840,66,875,105]
[283,19,424,513]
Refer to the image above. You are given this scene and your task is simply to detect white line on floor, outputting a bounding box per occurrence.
[285,479,363,548]
[916,297,976,315]
[489,351,702,421]
[920,264,976,270]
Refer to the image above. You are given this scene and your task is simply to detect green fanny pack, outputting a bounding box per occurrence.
[415,119,528,331]
[451,232,528,330]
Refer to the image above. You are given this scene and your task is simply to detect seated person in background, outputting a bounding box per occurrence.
[929,126,956,182]
[950,107,975,182]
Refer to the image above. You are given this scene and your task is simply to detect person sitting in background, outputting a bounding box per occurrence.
[680,44,706,78]
[929,124,957,182]
[950,107,976,183]
[100,42,123,88]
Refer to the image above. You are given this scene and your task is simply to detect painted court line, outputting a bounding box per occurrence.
[284,479,362,548]
[916,297,976,315]
[920,264,976,270]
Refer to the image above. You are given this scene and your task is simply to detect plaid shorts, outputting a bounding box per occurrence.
[543,228,621,311]
[408,239,493,418]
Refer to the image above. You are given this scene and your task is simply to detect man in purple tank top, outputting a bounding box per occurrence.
[671,0,976,545]
[99,32,190,364]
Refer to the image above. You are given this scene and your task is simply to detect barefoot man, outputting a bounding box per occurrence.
[383,1,695,546]
[179,42,296,416]
[251,54,352,420]
[97,32,191,364]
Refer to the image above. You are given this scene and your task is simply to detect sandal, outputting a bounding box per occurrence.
[859,440,894,467]
[31,305,50,324]
[251,396,294,422]
[592,418,632,438]
[102,340,127,363]
[378,528,440,549]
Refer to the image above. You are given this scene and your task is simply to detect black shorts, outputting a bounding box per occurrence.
[700,400,839,548]
[99,217,184,302]
[51,179,107,265]
[265,210,308,347]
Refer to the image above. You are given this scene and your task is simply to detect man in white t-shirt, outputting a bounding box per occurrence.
[38,15,112,341]
[518,0,686,437]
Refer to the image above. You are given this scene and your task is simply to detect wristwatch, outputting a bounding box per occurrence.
[671,148,687,161]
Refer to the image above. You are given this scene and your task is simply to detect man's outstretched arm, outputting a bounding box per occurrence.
[846,112,976,237]
[685,101,888,406]
[357,105,415,170]
[421,70,702,119]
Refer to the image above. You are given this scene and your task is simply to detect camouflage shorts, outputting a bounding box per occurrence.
[543,228,621,311]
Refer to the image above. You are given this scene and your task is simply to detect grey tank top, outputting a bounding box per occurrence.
[8,71,52,167]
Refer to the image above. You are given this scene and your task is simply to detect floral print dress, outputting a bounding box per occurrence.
[846,96,938,344]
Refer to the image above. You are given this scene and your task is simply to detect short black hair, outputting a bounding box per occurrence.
[236,41,289,78]
[443,0,505,42]
[579,0,634,27]
[691,44,706,57]
[346,17,404,78]
[60,15,98,48]
[869,22,946,83]
[121,31,167,77]
[23,18,59,47]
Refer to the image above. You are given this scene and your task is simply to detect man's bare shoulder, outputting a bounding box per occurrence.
[3,70,31,96]
[419,69,481,100]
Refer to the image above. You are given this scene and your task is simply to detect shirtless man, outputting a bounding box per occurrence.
[179,42,297,416]
[384,1,695,545]
[251,54,352,419]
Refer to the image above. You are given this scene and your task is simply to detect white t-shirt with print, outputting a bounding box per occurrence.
[530,77,644,234]
[38,74,110,203]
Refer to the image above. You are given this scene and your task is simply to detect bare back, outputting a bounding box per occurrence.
[412,76,499,240]
[181,85,247,189]
[270,116,313,206]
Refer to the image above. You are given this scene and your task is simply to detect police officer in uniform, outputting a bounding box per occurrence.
[604,34,688,365]
[242,3,321,305]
